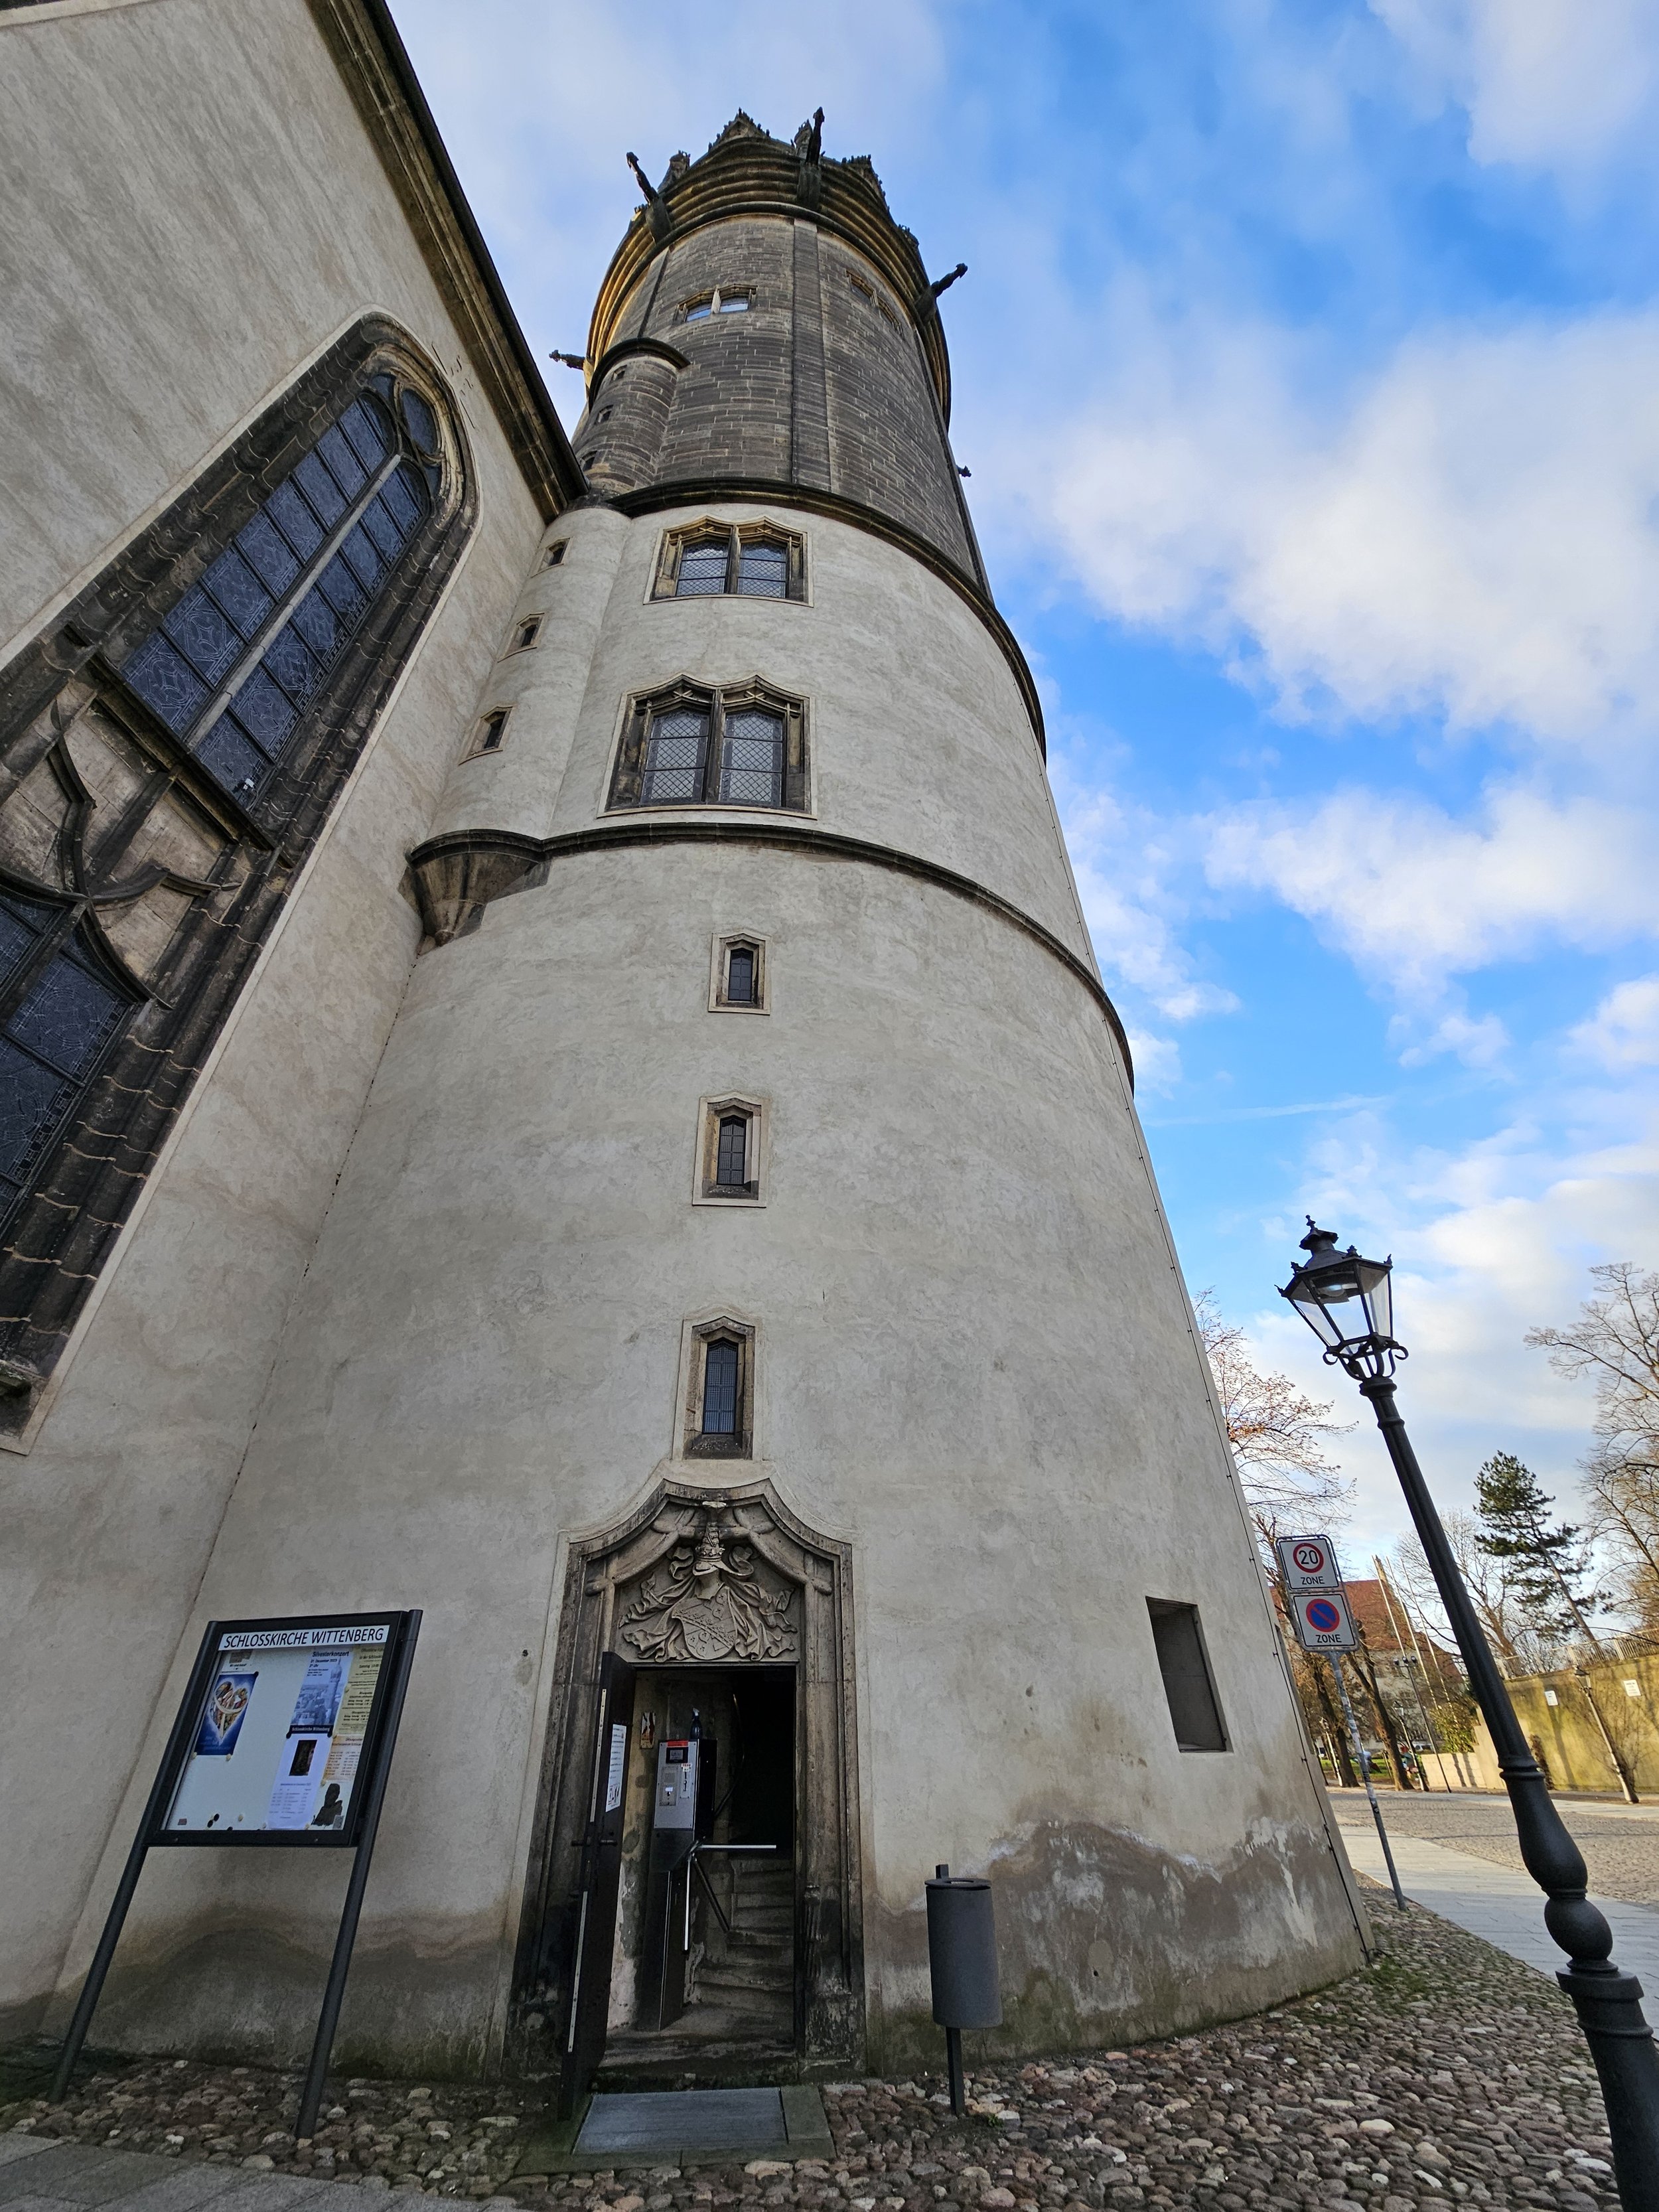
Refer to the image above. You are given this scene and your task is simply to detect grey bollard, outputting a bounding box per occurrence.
[926,1864,1000,2114]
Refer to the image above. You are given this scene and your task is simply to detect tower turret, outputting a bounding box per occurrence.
[142,111,1368,2085]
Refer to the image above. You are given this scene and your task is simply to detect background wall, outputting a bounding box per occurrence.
[0,0,548,2039]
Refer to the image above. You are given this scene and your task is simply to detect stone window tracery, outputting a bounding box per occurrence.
[652,522,805,602]
[608,679,808,814]
[0,318,472,1418]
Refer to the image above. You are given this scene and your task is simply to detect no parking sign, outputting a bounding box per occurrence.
[1289,1585,1358,1652]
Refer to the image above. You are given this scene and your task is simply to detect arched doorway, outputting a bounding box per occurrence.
[512,1481,863,2106]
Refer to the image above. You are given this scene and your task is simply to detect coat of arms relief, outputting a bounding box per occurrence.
[618,1509,798,1662]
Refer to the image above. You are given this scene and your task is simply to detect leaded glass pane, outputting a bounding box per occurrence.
[701,1339,739,1434]
[162,587,241,682]
[123,635,210,733]
[715,1116,748,1187]
[261,624,321,705]
[0,903,40,980]
[642,707,709,804]
[736,542,788,598]
[196,719,268,794]
[294,450,347,528]
[675,540,730,596]
[340,396,393,469]
[316,555,367,623]
[10,951,122,1076]
[0,1041,74,1183]
[267,479,325,559]
[201,546,273,640]
[318,423,367,498]
[359,496,403,559]
[399,390,437,453]
[339,524,384,591]
[228,668,297,753]
[291,589,343,664]
[381,463,425,534]
[719,709,784,806]
[236,510,302,595]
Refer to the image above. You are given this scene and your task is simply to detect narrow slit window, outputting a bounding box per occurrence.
[1147,1600,1228,1753]
[543,541,567,568]
[511,620,540,652]
[473,709,509,756]
[702,1339,739,1436]
[714,1114,749,1189]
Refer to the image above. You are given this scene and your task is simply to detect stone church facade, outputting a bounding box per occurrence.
[0,0,1368,2088]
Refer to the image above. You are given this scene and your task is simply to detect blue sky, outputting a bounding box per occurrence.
[388,0,1659,1566]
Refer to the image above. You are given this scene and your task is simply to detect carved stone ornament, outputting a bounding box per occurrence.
[618,1509,797,1662]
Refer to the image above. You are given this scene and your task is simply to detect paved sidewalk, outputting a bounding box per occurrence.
[0,2134,419,2212]
[1338,1816,1659,1986]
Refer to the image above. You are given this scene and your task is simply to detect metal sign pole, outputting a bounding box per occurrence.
[49,1625,224,2102]
[295,1610,421,2140]
[1330,1659,1406,1912]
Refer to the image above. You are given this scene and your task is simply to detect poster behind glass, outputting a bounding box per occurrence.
[159,1619,396,1844]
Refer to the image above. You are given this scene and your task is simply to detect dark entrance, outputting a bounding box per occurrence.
[615,1666,796,2069]
[512,1482,863,2108]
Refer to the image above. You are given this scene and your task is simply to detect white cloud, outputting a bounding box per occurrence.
[1204,783,1659,994]
[1015,310,1659,753]
[1249,1094,1659,1553]
[1570,974,1659,1066]
[1374,0,1659,181]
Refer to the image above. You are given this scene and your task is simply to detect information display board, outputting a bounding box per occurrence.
[152,1614,402,1848]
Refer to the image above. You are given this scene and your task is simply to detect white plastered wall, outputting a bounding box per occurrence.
[0,0,549,2035]
[68,502,1368,2068]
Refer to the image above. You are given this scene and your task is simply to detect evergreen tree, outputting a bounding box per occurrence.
[1473,1451,1605,1650]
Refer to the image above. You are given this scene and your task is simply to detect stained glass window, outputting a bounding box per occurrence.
[701,1339,740,1436]
[120,388,431,801]
[0,897,132,1217]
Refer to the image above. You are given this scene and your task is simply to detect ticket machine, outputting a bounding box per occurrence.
[640,1732,707,2027]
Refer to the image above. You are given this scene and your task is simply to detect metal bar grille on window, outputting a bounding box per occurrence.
[675,540,731,597]
[642,707,709,803]
[701,1340,740,1435]
[736,542,788,599]
[719,710,784,806]
[119,388,432,801]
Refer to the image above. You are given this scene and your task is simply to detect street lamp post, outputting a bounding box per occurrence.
[1279,1220,1659,2211]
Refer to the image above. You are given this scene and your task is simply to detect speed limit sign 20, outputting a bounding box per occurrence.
[1275,1533,1341,1591]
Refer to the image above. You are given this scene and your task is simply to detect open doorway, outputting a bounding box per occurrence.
[512,1483,863,2108]
[604,1666,796,2072]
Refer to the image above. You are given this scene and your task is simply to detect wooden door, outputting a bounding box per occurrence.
[557,1654,634,2115]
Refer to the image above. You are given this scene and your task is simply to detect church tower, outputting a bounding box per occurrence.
[11,87,1368,2085]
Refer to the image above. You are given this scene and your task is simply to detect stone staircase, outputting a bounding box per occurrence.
[693,1852,794,2035]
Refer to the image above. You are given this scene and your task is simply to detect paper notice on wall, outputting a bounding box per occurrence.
[265,1652,358,1828]
[266,1731,330,1828]
[605,1722,628,1812]
[305,1645,384,1830]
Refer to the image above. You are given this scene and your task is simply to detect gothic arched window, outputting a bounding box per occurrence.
[0,317,473,1423]
[608,680,808,814]
[119,386,436,802]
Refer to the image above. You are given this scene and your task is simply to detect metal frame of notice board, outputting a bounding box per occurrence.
[49,1609,421,2138]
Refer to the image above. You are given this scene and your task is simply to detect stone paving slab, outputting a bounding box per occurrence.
[0,2147,52,2173]
[1339,1818,1659,1988]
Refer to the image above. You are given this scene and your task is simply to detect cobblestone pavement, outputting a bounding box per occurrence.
[0,1886,1623,2212]
[1328,1788,1659,1906]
